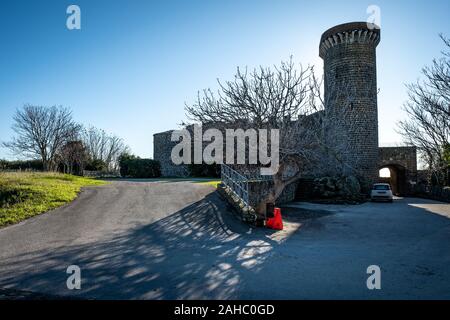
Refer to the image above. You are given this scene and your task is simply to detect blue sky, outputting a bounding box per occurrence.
[0,0,449,159]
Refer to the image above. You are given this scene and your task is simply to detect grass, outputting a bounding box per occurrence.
[147,177,222,188]
[0,171,107,227]
[195,180,221,188]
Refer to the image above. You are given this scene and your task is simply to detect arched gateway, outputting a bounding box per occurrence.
[378,146,417,195]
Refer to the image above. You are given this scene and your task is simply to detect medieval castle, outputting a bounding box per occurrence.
[153,22,418,196]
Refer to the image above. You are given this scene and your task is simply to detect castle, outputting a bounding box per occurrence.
[153,22,418,196]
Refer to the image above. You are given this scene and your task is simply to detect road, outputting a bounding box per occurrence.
[0,180,449,299]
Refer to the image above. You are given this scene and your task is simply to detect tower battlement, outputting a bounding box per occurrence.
[319,22,380,58]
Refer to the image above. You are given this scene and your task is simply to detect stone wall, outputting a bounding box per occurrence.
[378,146,418,195]
[379,146,417,172]
[153,130,189,177]
[247,180,297,207]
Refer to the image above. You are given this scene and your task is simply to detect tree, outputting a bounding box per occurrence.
[81,126,128,171]
[185,58,365,214]
[3,105,81,171]
[57,140,88,175]
[0,159,8,170]
[397,35,450,186]
[444,143,450,166]
[118,152,136,177]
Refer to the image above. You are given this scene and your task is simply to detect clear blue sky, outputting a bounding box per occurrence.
[0,0,449,159]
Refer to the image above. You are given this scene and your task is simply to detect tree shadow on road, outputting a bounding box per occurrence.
[2,194,450,299]
[0,192,292,299]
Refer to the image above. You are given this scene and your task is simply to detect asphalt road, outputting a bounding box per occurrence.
[0,180,449,299]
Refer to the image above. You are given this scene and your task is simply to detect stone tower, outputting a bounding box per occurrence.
[319,22,380,185]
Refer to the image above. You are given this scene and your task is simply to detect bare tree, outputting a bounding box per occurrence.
[3,105,81,171]
[185,58,365,214]
[57,140,88,175]
[81,126,128,171]
[397,35,450,186]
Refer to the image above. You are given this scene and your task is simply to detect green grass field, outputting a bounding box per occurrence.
[0,172,107,227]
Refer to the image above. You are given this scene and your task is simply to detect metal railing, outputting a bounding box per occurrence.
[221,164,250,207]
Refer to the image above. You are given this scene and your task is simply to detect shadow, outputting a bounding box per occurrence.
[403,196,448,204]
[405,197,450,219]
[0,192,283,300]
[280,206,335,221]
[1,194,450,299]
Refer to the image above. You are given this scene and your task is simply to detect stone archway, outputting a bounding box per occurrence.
[378,146,418,196]
[378,164,407,195]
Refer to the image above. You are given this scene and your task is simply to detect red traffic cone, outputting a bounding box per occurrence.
[266,207,283,230]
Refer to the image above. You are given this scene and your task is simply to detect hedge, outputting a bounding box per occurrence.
[0,159,44,171]
[119,155,161,178]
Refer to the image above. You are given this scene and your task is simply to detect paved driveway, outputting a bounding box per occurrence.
[0,180,449,299]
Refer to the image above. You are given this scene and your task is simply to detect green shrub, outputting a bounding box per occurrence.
[85,159,107,171]
[312,175,363,200]
[119,153,161,178]
[0,160,7,170]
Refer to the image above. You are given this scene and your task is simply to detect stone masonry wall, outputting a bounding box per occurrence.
[378,146,418,194]
[378,146,417,172]
[153,130,189,177]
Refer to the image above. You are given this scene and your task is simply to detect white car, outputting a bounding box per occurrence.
[371,183,393,202]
